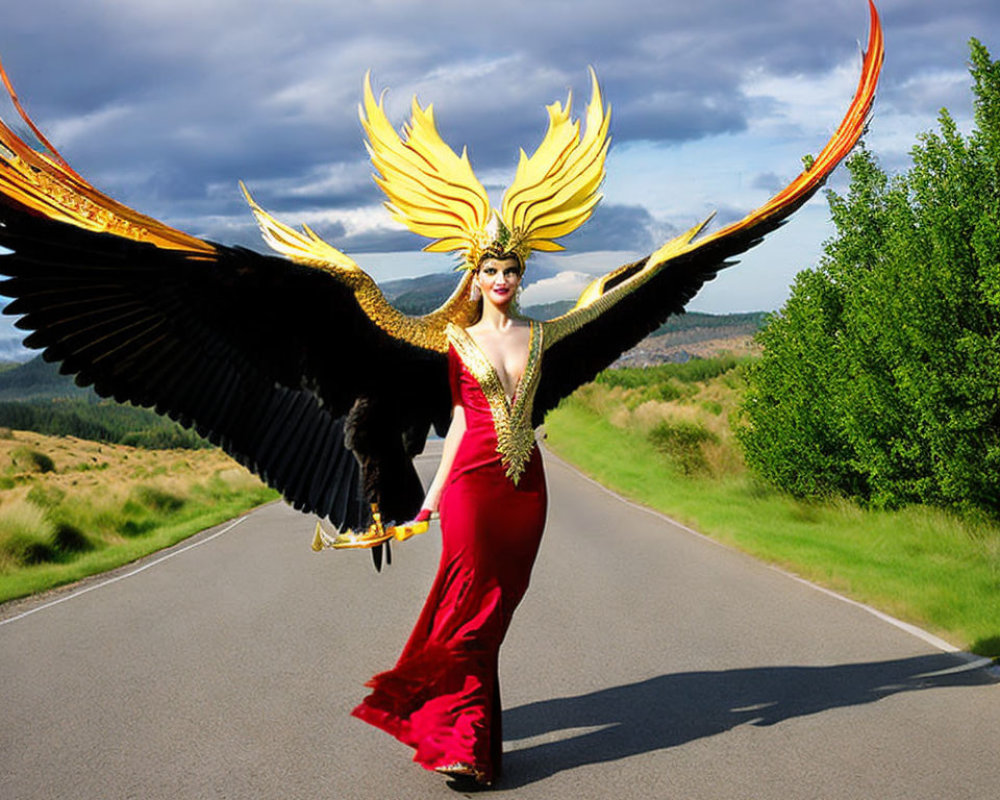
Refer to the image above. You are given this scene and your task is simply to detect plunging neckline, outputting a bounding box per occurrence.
[456,322,535,409]
[446,321,544,484]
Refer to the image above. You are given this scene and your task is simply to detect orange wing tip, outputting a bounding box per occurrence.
[0,53,79,178]
[0,58,214,255]
[705,0,884,244]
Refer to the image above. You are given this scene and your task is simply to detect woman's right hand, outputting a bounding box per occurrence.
[391,508,437,542]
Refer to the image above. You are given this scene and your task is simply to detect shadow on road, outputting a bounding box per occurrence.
[501,653,998,787]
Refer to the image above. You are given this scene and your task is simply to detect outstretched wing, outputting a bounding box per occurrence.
[0,63,450,536]
[534,0,884,423]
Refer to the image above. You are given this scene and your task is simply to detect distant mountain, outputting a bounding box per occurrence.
[523,300,575,319]
[614,311,767,367]
[380,270,572,318]
[653,310,766,336]
[0,356,96,402]
[378,275,768,334]
[380,272,461,315]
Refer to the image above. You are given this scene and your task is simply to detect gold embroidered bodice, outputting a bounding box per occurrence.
[447,321,543,484]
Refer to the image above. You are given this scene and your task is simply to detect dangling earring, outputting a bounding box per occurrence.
[470,281,481,302]
[514,284,523,308]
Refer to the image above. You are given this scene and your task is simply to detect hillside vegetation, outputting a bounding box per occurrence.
[0,357,211,447]
[0,429,277,602]
[545,354,1000,658]
[0,356,96,401]
[0,400,210,448]
[543,44,1000,659]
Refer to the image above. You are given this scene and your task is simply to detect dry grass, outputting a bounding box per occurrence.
[578,361,748,480]
[0,431,243,492]
[0,430,277,600]
[0,499,56,571]
[547,375,1000,657]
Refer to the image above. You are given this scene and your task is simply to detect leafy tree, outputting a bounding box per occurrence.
[740,39,1000,514]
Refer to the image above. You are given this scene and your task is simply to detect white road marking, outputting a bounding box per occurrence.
[544,448,1000,677]
[0,514,250,627]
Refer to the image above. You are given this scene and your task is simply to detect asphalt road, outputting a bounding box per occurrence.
[2,444,998,799]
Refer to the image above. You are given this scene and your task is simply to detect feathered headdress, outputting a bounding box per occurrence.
[360,69,611,270]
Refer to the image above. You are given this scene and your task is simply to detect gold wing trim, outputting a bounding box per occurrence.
[240,181,362,272]
[0,54,480,355]
[543,0,884,349]
[0,56,214,256]
[241,185,479,352]
[541,217,713,347]
[447,322,543,483]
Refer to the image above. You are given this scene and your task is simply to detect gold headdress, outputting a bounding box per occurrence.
[360,69,611,270]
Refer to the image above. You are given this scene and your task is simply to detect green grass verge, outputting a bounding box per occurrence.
[545,399,1000,659]
[0,488,278,604]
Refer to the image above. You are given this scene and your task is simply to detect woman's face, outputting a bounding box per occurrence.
[477,257,522,307]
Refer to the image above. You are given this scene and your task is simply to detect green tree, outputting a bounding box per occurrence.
[740,39,1000,513]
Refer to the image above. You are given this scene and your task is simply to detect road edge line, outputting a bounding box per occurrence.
[543,446,1000,680]
[0,513,251,627]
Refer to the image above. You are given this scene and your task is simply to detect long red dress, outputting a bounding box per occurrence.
[352,323,547,784]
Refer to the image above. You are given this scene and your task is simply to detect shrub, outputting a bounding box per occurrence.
[596,354,747,390]
[118,518,158,537]
[53,523,93,553]
[1,532,56,566]
[121,427,209,449]
[0,500,56,567]
[10,446,55,474]
[647,420,718,476]
[27,484,66,508]
[131,484,186,513]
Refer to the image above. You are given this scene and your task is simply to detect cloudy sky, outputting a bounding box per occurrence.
[1,0,998,348]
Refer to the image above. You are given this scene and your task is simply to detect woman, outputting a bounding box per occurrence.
[352,255,544,785]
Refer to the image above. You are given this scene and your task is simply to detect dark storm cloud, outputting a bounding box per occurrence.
[334,227,428,254]
[1,0,999,251]
[559,204,675,253]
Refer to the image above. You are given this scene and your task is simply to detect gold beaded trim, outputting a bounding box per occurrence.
[447,321,543,484]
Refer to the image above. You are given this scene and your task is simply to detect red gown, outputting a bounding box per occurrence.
[352,333,547,784]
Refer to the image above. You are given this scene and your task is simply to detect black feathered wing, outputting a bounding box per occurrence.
[534,0,883,423]
[0,64,458,536]
[0,207,450,532]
